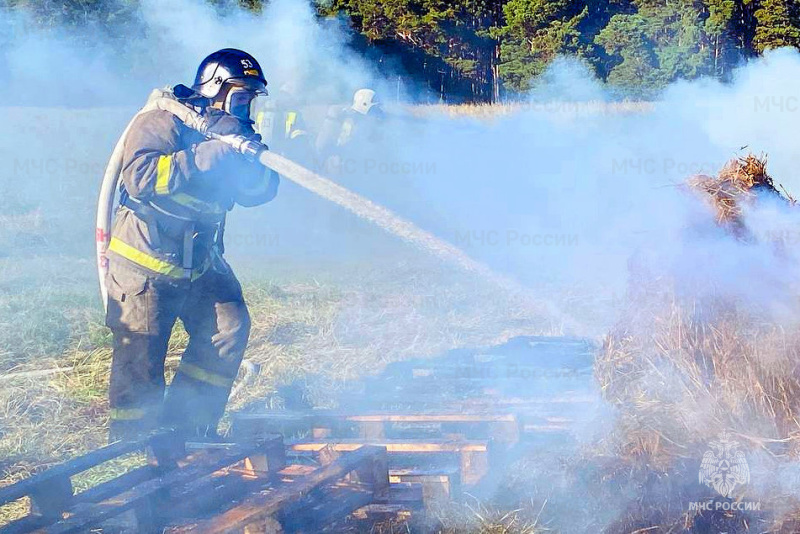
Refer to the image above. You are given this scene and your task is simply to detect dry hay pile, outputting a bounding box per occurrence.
[686,155,792,240]
[596,155,800,532]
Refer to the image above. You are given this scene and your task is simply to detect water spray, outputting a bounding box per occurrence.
[96,89,523,310]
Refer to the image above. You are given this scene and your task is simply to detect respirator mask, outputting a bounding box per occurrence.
[223,83,268,123]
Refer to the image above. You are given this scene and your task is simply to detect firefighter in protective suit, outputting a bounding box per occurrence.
[253,82,312,165]
[315,88,384,174]
[106,49,279,441]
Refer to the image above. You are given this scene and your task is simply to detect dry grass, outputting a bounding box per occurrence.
[331,497,549,533]
[600,156,800,463]
[429,498,549,534]
[593,155,800,531]
[230,262,554,411]
[409,101,653,120]
[597,283,800,463]
[686,155,793,240]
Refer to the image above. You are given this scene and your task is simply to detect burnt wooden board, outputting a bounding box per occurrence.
[184,446,388,534]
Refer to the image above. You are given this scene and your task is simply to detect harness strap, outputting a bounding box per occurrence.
[121,196,163,250]
[183,223,195,274]
[216,216,226,255]
[120,195,217,279]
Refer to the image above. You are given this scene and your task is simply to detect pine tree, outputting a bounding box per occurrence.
[595,13,662,90]
[6,0,138,28]
[703,0,737,77]
[322,0,503,101]
[752,0,800,52]
[497,0,588,92]
[597,0,717,92]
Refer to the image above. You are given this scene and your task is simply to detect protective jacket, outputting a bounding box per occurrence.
[108,108,277,282]
[315,106,384,176]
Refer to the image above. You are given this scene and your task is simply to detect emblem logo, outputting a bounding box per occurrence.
[699,431,750,498]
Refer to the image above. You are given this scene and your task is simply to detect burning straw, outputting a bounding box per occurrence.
[594,155,800,531]
[685,155,793,240]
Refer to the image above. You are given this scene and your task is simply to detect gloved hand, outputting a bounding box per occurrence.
[204,107,256,138]
[194,139,237,172]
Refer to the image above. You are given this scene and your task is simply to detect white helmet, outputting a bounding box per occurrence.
[352,88,378,115]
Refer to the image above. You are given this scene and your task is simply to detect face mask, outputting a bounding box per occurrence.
[225,86,265,122]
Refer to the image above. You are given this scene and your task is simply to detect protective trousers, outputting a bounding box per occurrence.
[105,262,250,441]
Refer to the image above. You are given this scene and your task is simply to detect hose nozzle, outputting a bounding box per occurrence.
[208,133,266,162]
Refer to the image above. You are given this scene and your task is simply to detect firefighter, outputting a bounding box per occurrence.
[105,48,279,441]
[315,88,384,175]
[253,82,312,165]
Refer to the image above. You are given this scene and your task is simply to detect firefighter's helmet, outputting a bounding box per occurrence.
[192,48,268,99]
[352,88,378,115]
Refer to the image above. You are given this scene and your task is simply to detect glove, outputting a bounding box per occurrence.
[204,107,256,137]
[194,139,237,172]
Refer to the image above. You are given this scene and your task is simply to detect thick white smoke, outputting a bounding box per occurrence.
[3,0,800,530]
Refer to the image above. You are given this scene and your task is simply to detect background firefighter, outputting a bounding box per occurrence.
[105,48,279,441]
[315,88,384,175]
[253,82,314,166]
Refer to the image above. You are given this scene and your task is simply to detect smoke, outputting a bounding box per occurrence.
[6,0,796,309]
[4,0,800,530]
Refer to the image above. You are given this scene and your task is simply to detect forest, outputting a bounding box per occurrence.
[5,0,800,101]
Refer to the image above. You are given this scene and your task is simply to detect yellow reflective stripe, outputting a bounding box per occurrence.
[110,408,146,420]
[171,192,224,214]
[338,118,353,146]
[191,257,212,282]
[155,154,173,195]
[289,129,306,139]
[285,111,297,138]
[178,362,231,388]
[108,237,185,278]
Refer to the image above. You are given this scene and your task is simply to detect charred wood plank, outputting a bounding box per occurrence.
[0,467,155,534]
[0,430,176,508]
[389,466,462,503]
[289,439,489,486]
[288,439,488,454]
[45,438,283,534]
[278,483,374,532]
[187,446,387,534]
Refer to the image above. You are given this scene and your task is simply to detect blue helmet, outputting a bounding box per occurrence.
[191,48,267,99]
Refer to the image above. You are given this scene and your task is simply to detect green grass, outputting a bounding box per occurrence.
[0,256,101,370]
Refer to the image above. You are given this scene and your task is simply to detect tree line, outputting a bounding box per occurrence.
[6,0,800,101]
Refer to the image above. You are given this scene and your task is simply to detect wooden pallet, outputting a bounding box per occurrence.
[1,336,596,533]
[176,445,389,533]
[232,410,523,445]
[0,432,285,534]
[286,439,489,486]
[0,436,455,533]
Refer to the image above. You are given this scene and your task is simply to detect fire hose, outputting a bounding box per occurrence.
[97,88,523,311]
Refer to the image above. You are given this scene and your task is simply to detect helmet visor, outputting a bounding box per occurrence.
[225,86,267,122]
